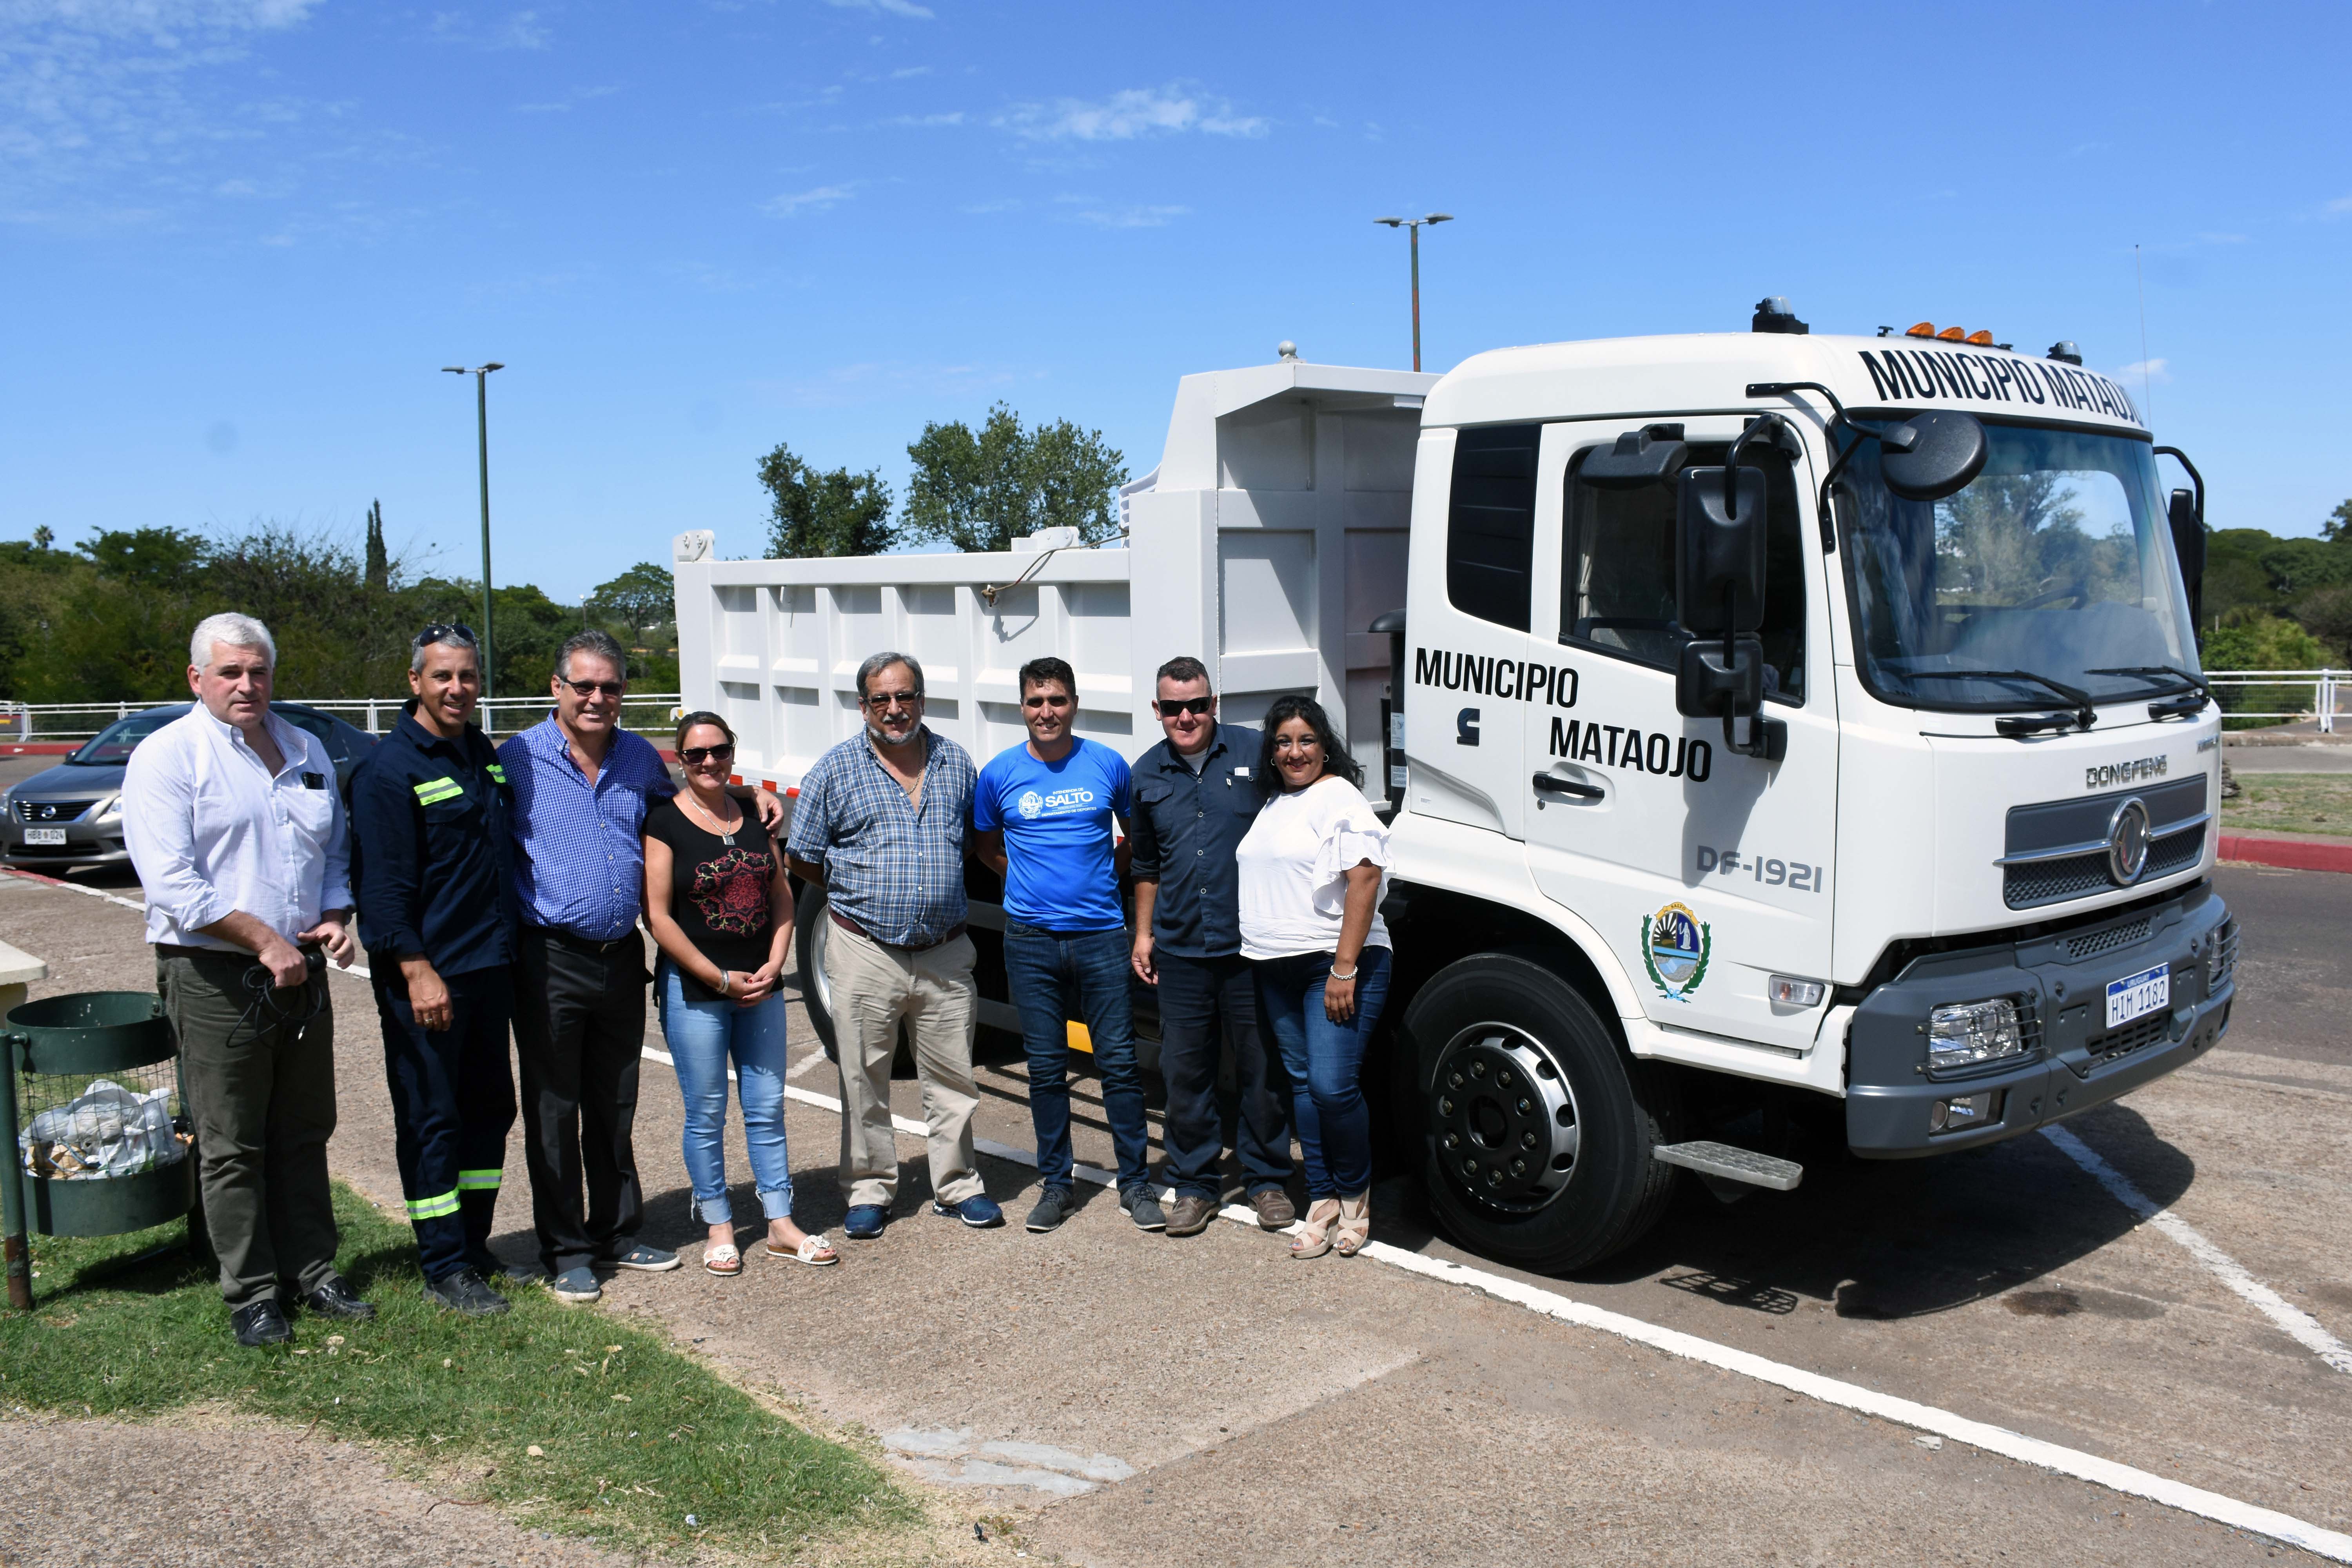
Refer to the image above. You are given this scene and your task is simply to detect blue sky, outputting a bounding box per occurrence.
[5,0,2349,602]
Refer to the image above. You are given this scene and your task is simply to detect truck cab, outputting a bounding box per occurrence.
[1384,325,2234,1269]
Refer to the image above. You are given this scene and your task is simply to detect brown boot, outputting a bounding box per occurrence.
[1248,1187,1296,1231]
[1164,1194,1218,1236]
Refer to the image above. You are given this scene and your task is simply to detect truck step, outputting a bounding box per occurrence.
[1651,1141,1804,1191]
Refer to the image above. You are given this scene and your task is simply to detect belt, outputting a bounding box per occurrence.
[523,924,638,957]
[831,909,966,953]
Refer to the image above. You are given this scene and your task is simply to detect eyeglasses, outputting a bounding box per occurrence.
[679,743,735,765]
[412,622,478,648]
[557,677,625,698]
[860,690,922,710]
[1154,697,1212,717]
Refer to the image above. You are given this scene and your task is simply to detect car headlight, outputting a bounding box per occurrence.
[90,794,122,825]
[1927,998,2024,1071]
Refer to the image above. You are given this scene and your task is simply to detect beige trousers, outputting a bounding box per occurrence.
[823,920,984,1209]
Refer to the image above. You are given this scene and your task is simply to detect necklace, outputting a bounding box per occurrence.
[685,788,740,846]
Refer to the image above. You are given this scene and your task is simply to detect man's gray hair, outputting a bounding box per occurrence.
[189,612,276,671]
[556,628,628,682]
[410,623,481,675]
[856,650,924,701]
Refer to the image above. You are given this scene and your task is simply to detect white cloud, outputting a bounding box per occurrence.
[819,0,933,18]
[1076,203,1187,228]
[1000,83,1267,142]
[882,111,961,126]
[430,9,549,50]
[2326,195,2352,216]
[889,64,932,78]
[764,183,855,216]
[2115,358,2171,385]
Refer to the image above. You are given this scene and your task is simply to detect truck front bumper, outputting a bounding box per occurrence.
[1845,879,2235,1158]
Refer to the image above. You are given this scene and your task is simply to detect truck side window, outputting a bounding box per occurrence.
[1446,424,1541,632]
[1561,444,1806,702]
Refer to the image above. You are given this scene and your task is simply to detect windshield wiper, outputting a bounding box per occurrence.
[1902,669,2097,732]
[2083,665,2210,699]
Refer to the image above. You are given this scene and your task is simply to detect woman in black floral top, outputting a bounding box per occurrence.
[644,713,834,1272]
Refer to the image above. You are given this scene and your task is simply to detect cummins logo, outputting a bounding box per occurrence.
[2086,757,2167,790]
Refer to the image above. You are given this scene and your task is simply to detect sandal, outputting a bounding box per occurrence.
[1334,1192,1371,1257]
[764,1232,839,1267]
[703,1243,742,1277]
[1290,1198,1340,1260]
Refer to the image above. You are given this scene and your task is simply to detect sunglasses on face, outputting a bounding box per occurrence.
[1154,697,1212,717]
[860,690,922,711]
[1023,693,1073,710]
[558,677,624,699]
[679,743,735,765]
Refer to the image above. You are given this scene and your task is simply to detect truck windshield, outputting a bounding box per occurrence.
[1836,424,2199,711]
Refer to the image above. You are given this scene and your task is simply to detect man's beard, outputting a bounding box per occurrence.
[868,720,922,748]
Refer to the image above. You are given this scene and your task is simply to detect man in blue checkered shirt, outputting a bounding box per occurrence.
[786,650,1000,1240]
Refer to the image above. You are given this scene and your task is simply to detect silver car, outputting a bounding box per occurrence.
[0,703,376,871]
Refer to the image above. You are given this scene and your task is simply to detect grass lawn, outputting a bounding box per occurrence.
[0,1182,916,1560]
[2221,773,2352,839]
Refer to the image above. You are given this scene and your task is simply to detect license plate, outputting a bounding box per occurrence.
[23,827,67,846]
[2106,963,2170,1029]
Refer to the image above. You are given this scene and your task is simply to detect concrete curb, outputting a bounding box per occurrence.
[2217,833,2352,874]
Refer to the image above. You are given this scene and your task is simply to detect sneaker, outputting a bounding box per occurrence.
[230,1299,292,1347]
[605,1243,680,1273]
[547,1265,602,1304]
[1248,1187,1298,1231]
[1024,1186,1074,1233]
[1164,1193,1218,1237]
[932,1193,1004,1228]
[1120,1188,1168,1232]
[298,1276,378,1321]
[424,1267,511,1317]
[843,1204,889,1241]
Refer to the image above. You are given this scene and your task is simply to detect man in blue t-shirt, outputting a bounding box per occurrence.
[975,655,1160,1235]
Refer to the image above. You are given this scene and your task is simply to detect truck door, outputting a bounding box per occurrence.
[1519,418,1837,1054]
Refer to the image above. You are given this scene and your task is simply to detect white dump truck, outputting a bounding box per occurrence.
[673,301,2234,1270]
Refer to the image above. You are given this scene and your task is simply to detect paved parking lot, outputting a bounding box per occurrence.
[0,809,2346,1563]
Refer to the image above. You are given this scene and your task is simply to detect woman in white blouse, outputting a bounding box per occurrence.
[1235,695,1392,1259]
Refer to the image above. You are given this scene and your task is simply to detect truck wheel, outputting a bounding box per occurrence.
[795,880,839,1061]
[1403,950,1677,1273]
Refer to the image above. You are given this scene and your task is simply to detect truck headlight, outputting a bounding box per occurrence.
[1927,998,2024,1070]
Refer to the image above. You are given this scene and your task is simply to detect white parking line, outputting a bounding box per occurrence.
[2041,1124,2352,1376]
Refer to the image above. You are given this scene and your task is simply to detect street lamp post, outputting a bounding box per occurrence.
[1373,213,1453,372]
[441,362,504,708]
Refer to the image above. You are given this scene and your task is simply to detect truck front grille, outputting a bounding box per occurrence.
[2002,820,2208,909]
[2085,1011,2170,1068]
[2063,916,2152,961]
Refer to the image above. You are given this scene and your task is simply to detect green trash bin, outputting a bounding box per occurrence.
[2,991,198,1308]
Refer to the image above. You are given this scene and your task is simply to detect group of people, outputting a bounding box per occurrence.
[118,613,1394,1348]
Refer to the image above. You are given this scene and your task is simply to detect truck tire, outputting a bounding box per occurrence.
[795,880,840,1061]
[1403,950,1677,1273]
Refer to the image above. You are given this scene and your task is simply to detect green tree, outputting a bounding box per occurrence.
[2322,498,2352,544]
[2295,585,2352,665]
[365,500,389,593]
[2204,610,2326,728]
[590,563,675,645]
[903,403,1128,552]
[757,443,899,558]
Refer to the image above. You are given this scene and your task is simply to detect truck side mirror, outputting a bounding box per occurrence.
[2168,488,2204,586]
[1877,409,1987,502]
[1674,465,1768,636]
[1580,424,1688,490]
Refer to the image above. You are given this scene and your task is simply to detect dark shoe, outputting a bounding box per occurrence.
[299,1277,377,1321]
[424,1267,511,1317]
[547,1265,602,1304]
[1024,1186,1074,1233]
[1120,1188,1168,1232]
[932,1193,1004,1228]
[463,1248,505,1278]
[1249,1187,1297,1230]
[1164,1193,1218,1237]
[605,1243,680,1273]
[843,1204,889,1241]
[231,1300,292,1347]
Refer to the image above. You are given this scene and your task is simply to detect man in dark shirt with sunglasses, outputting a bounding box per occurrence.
[497,630,782,1304]
[1126,656,1295,1237]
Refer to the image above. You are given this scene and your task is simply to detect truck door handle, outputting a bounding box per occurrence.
[1531,773,1604,800]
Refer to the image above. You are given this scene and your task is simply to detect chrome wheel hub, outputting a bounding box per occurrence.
[1430,1022,1580,1214]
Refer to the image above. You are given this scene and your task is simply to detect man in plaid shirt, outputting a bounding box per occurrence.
[786,651,1000,1239]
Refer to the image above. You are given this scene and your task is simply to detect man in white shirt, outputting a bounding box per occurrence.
[122,613,370,1347]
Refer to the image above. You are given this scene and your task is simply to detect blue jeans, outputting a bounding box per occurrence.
[1002,920,1151,1193]
[1254,946,1393,1200]
[655,959,795,1226]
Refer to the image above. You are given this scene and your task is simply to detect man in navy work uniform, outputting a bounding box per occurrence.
[975,655,1160,1236]
[1127,656,1295,1238]
[786,650,998,1242]
[499,629,783,1303]
[347,623,519,1316]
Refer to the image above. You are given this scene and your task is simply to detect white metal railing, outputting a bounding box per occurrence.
[2203,670,2348,733]
[0,695,686,744]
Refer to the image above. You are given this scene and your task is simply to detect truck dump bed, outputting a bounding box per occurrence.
[671,358,1437,795]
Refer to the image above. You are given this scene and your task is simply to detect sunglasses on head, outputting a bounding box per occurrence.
[679,743,735,765]
[557,676,624,698]
[413,622,478,648]
[1154,696,1212,717]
